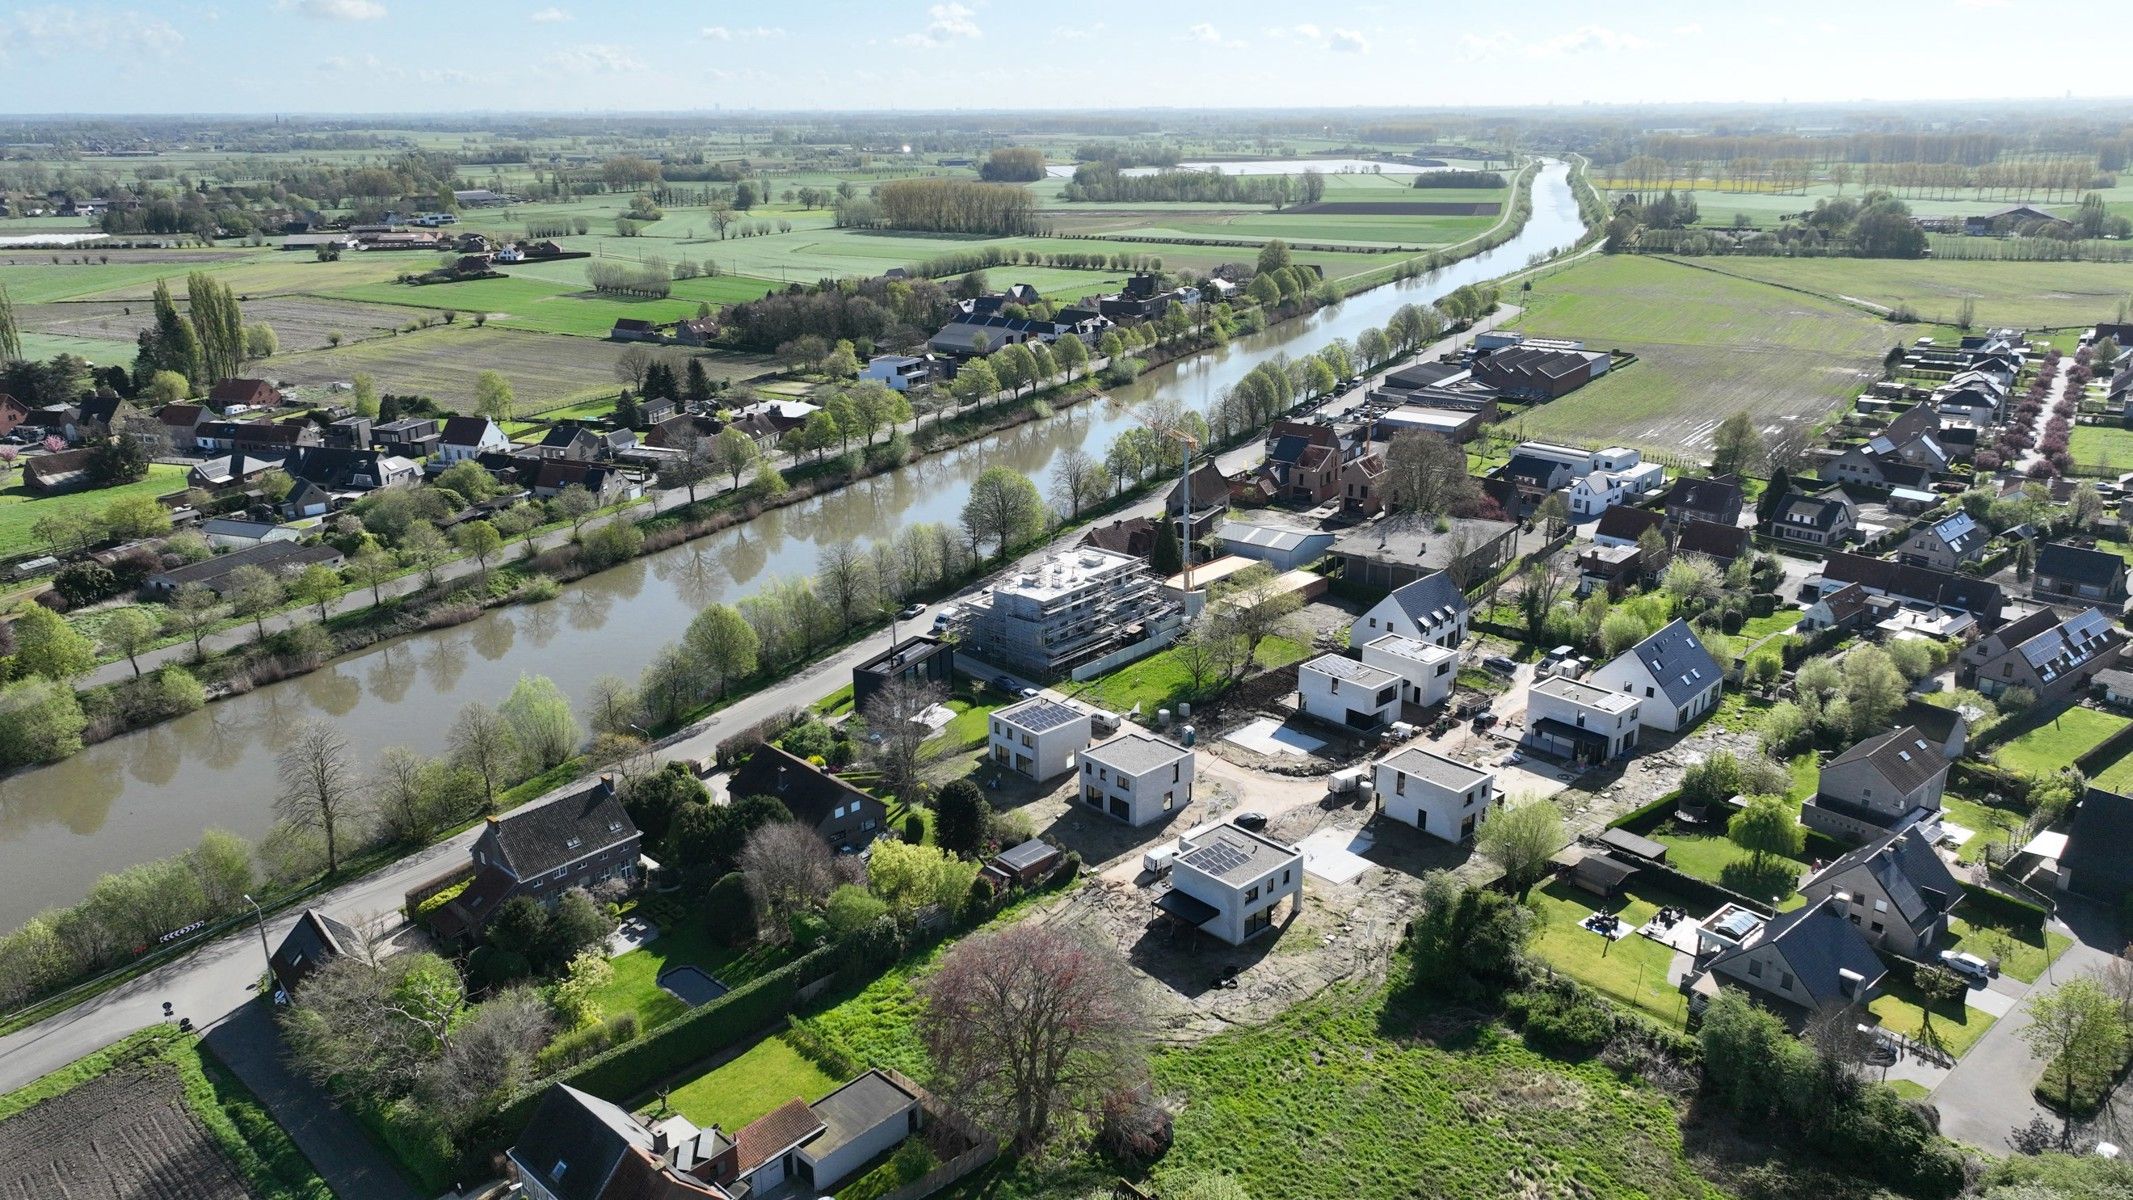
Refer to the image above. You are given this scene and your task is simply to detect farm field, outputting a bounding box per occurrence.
[0,464,188,558]
[1509,255,1894,456]
[1588,181,2082,226]
[1683,257,2133,329]
[2067,424,2133,476]
[262,324,770,413]
[22,295,415,353]
[318,273,764,338]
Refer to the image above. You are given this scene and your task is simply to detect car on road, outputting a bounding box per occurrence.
[899,602,927,620]
[1232,811,1268,831]
[1939,949,1992,985]
[992,675,1020,693]
[1483,655,1519,675]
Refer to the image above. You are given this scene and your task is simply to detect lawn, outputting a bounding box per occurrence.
[592,917,795,1031]
[662,1035,838,1133]
[319,272,778,338]
[1510,255,1892,457]
[1994,707,2131,777]
[1946,914,2071,986]
[1728,609,1804,657]
[2067,424,2133,478]
[1526,880,1699,1028]
[1063,634,1311,717]
[1868,975,1996,1060]
[1145,983,1715,1200]
[1939,792,2023,866]
[924,694,1004,756]
[1644,819,1834,907]
[0,463,188,558]
[1686,258,2133,330]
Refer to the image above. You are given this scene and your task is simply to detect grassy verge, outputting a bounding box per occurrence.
[1868,977,1996,1060]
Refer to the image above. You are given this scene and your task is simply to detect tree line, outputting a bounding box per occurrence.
[978,147,1046,182]
[839,179,1040,236]
[1412,170,1507,189]
[1062,163,1326,206]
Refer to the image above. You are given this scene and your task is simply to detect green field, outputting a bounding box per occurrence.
[1994,707,2131,777]
[0,464,187,558]
[1510,255,1895,457]
[2068,424,2133,477]
[1686,258,2133,329]
[663,1035,839,1134]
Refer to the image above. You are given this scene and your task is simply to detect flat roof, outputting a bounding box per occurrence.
[1176,823,1300,883]
[996,697,1088,735]
[1378,746,1491,790]
[1363,633,1457,664]
[1530,674,1640,713]
[806,1070,918,1160]
[1083,731,1190,775]
[1301,653,1400,687]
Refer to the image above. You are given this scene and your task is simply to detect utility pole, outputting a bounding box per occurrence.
[245,894,285,1003]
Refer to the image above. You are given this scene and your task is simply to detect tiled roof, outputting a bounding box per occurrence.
[1825,725,1946,796]
[1807,827,1960,931]
[1619,618,1721,706]
[2037,542,2126,590]
[485,777,637,878]
[1383,571,1468,627]
[733,1099,825,1174]
[1744,896,1888,1007]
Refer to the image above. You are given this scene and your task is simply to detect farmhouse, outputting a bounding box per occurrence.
[1522,675,1643,765]
[987,697,1093,782]
[1373,746,1498,842]
[1590,618,1722,733]
[1297,654,1403,729]
[1800,725,1949,844]
[1155,821,1304,945]
[1956,606,2124,705]
[1078,732,1194,827]
[1350,569,1471,649]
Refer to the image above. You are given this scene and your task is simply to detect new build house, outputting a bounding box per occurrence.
[1522,675,1643,765]
[959,548,1178,677]
[1078,733,1194,826]
[1350,570,1471,650]
[988,697,1093,781]
[1357,633,1459,708]
[1373,746,1498,842]
[1297,654,1403,729]
[1799,826,1962,957]
[1155,822,1304,944]
[1589,618,1722,732]
[1799,725,1948,844]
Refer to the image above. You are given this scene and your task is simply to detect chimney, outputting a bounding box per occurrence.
[652,1127,670,1159]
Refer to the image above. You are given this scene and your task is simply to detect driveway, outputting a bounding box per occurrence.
[1930,932,2120,1152]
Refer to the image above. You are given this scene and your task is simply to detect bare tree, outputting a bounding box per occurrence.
[1206,563,1301,680]
[418,987,554,1136]
[1382,430,1477,518]
[1049,446,1105,519]
[919,923,1148,1153]
[738,822,837,941]
[448,701,517,812]
[614,345,654,392]
[860,677,946,802]
[275,718,364,875]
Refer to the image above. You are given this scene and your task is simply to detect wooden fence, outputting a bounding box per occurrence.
[868,1067,999,1200]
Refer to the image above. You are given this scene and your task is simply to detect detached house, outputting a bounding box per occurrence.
[1373,746,1498,842]
[1957,606,2124,705]
[439,415,511,463]
[1589,618,1723,733]
[728,744,889,853]
[2033,541,2130,608]
[1661,475,1743,529]
[1897,511,1989,571]
[2058,787,2133,904]
[1078,733,1194,827]
[434,778,642,940]
[988,697,1093,782]
[1349,570,1470,650]
[1800,826,1962,957]
[1522,675,1642,765]
[1154,822,1303,945]
[1675,518,1750,567]
[1297,654,1403,729]
[1357,633,1459,709]
[1592,504,1665,549]
[1800,725,1949,844]
[1701,897,1886,1015]
[1767,491,1856,549]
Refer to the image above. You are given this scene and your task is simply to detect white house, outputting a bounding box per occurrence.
[1513,441,1597,479]
[1358,633,1459,708]
[861,354,934,392]
[1566,453,1665,520]
[988,697,1093,781]
[438,415,510,463]
[1351,570,1470,650]
[1374,746,1498,842]
[1158,821,1303,944]
[1522,675,1643,765]
[1589,618,1723,732]
[1078,732,1194,826]
[1298,654,1402,729]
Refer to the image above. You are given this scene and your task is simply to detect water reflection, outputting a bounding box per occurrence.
[0,163,1585,929]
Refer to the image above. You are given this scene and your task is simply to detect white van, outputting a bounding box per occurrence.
[1143,842,1179,876]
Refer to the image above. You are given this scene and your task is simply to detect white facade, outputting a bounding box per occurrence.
[1359,634,1458,708]
[1167,823,1304,944]
[440,418,509,463]
[1351,572,1470,650]
[988,698,1093,781]
[1513,441,1597,479]
[1588,622,1722,733]
[862,354,931,392]
[1078,733,1194,826]
[1298,654,1402,728]
[1568,462,1665,519]
[1374,747,1498,842]
[1522,675,1643,764]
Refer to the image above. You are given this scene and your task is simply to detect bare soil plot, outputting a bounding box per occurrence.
[0,1062,250,1200]
[265,324,771,412]
[1287,200,1503,216]
[21,295,411,352]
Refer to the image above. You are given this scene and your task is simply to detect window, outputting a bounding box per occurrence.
[862,819,877,832]
[1163,792,1174,810]
[1873,899,1887,913]
[1870,921,1884,934]
[565,836,582,850]
[832,804,846,819]
[1394,773,1406,795]
[1283,869,1291,885]
[1747,958,1764,978]
[1246,886,1259,902]
[1779,972,1795,992]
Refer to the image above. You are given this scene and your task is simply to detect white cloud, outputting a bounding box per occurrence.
[1266,23,1364,53]
[547,43,642,73]
[293,0,387,19]
[894,3,981,48]
[1523,26,1649,59]
[1672,21,1703,35]
[529,6,569,22]
[1185,22,1242,48]
[5,7,185,56]
[1328,27,1368,54]
[702,24,783,40]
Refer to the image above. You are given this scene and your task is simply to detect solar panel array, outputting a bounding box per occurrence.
[1008,700,1083,734]
[1182,838,1250,877]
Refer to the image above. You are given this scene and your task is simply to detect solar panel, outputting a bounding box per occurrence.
[1008,700,1083,734]
[1183,839,1250,877]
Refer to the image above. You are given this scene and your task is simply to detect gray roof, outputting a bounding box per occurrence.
[2063,788,2133,902]
[482,777,637,879]
[1177,823,1299,883]
[806,1070,918,1161]
[1302,654,1400,687]
[1379,746,1491,791]
[1807,826,1960,932]
[1825,725,1947,796]
[1618,618,1721,705]
[1383,570,1469,626]
[1775,492,1851,532]
[1083,731,1190,776]
[1724,895,1888,1007]
[995,838,1061,873]
[2037,541,2126,589]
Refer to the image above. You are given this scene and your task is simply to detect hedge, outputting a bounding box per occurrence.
[1607,789,1683,834]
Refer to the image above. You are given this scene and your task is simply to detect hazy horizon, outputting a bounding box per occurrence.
[4,0,2128,116]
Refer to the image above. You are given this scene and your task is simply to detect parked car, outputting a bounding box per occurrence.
[1232,811,1269,831]
[899,602,927,620]
[1939,949,1992,985]
[991,675,1020,694]
[1483,655,1519,675]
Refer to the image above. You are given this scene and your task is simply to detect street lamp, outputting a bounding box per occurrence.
[244,894,286,1004]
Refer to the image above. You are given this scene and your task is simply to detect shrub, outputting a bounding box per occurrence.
[1508,981,1617,1057]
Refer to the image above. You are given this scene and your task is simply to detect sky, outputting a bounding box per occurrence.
[0,0,2125,115]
